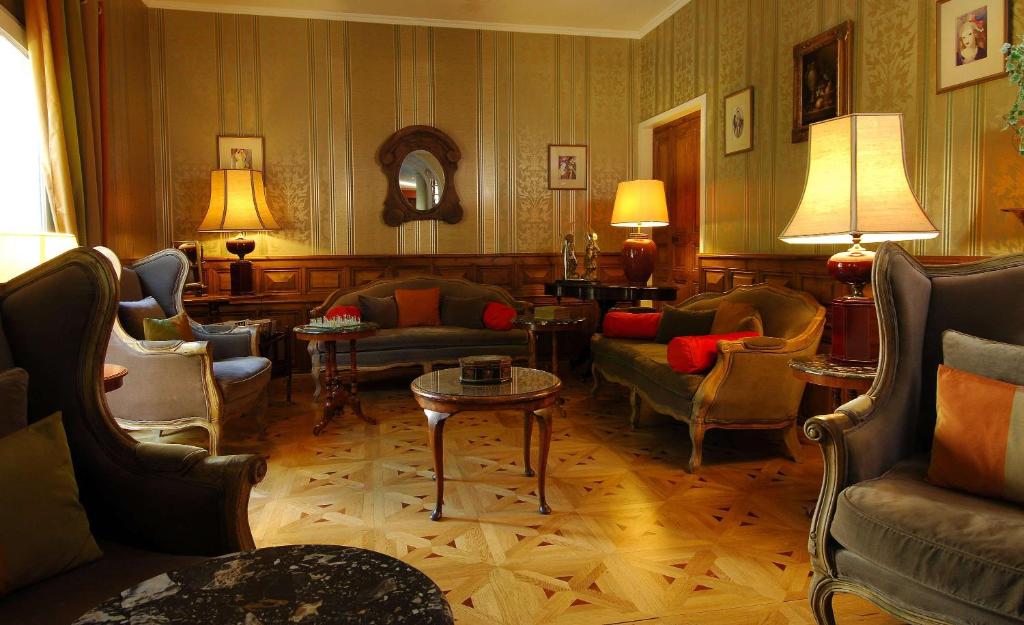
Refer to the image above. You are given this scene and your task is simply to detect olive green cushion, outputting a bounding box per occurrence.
[358,295,398,329]
[654,307,716,344]
[0,412,101,596]
[440,296,488,329]
[142,312,195,341]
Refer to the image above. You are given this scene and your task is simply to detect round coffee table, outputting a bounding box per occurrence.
[74,545,454,625]
[411,366,563,521]
[294,323,379,435]
[512,316,585,376]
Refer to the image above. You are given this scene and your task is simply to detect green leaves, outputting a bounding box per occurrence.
[1003,36,1024,154]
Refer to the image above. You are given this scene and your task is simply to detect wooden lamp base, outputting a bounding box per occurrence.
[830,296,879,365]
[225,234,256,296]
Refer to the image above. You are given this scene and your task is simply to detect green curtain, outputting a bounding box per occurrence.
[25,0,103,244]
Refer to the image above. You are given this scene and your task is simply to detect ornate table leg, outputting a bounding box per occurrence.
[313,340,338,436]
[534,408,553,514]
[348,338,376,425]
[425,410,450,521]
[523,411,535,477]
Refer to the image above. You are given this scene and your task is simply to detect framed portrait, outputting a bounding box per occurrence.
[548,144,588,190]
[936,0,1009,93]
[724,86,754,155]
[217,135,264,171]
[792,21,853,143]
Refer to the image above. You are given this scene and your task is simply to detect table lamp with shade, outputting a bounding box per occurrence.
[197,169,280,295]
[610,179,669,285]
[779,113,939,364]
[0,232,78,283]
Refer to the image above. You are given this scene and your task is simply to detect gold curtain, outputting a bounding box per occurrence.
[25,0,103,243]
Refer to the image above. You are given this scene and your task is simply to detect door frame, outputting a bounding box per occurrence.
[636,93,707,254]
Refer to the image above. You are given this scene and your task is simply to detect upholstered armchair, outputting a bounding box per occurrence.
[593,283,826,472]
[0,248,265,624]
[97,248,271,455]
[805,243,1024,625]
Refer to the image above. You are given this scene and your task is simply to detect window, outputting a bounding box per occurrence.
[0,8,46,233]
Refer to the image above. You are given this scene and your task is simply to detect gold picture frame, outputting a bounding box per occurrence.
[724,86,754,156]
[936,0,1010,94]
[217,135,264,171]
[548,144,588,190]
[792,21,854,143]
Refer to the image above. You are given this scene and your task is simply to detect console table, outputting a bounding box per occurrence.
[544,281,678,331]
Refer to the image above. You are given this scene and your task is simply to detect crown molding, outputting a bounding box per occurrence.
[638,0,692,37]
[141,0,662,39]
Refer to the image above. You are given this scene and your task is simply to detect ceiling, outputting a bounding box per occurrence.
[141,0,690,39]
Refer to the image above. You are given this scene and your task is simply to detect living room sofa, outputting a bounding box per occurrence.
[592,283,825,472]
[308,277,531,396]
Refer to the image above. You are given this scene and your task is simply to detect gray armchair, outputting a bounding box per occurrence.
[805,242,1024,625]
[0,248,265,624]
[97,248,271,455]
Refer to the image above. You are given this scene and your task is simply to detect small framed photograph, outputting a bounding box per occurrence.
[793,21,853,143]
[724,86,754,155]
[548,144,588,190]
[936,0,1009,93]
[217,135,264,170]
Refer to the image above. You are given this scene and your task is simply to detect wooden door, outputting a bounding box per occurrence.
[652,112,701,302]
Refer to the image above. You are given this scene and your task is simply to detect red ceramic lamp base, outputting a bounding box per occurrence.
[826,243,878,365]
[226,234,256,296]
[621,232,657,285]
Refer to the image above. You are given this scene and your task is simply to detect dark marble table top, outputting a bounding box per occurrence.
[789,354,877,380]
[512,316,586,329]
[74,545,453,625]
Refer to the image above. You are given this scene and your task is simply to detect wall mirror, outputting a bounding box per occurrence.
[378,125,462,226]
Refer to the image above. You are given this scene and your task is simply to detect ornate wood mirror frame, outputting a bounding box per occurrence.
[378,125,463,226]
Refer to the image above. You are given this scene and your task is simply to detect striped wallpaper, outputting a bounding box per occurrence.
[639,0,1024,257]
[142,10,639,258]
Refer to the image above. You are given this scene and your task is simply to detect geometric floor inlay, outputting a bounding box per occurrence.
[147,371,901,625]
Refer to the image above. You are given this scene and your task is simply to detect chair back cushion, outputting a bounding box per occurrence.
[358,295,398,329]
[130,251,187,317]
[928,365,1024,504]
[0,367,28,439]
[119,267,144,302]
[654,307,715,343]
[118,297,165,340]
[440,296,487,329]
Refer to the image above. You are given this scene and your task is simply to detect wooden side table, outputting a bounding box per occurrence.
[411,367,563,521]
[789,354,876,412]
[294,324,378,435]
[512,316,585,376]
[102,364,127,393]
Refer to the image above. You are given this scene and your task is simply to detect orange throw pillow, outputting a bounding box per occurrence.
[928,365,1024,504]
[394,288,441,328]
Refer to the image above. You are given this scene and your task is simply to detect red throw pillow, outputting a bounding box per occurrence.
[667,331,758,374]
[325,305,361,320]
[483,302,516,331]
[603,311,662,339]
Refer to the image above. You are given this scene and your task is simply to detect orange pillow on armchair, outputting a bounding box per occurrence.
[394,287,441,327]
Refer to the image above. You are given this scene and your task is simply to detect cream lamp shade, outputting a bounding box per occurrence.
[610,180,670,228]
[198,169,280,232]
[779,113,938,245]
[0,232,77,282]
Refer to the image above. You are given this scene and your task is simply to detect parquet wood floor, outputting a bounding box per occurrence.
[147,373,901,625]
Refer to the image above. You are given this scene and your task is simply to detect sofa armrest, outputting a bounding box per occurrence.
[93,442,267,555]
[192,324,257,359]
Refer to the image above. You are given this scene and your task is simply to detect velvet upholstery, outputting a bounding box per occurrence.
[98,248,271,455]
[0,248,264,624]
[0,367,28,438]
[593,283,825,472]
[804,243,1024,625]
[308,277,531,399]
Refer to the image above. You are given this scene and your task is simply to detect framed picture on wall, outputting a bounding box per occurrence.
[548,144,588,190]
[792,21,853,143]
[724,86,754,155]
[936,0,1009,93]
[217,135,264,171]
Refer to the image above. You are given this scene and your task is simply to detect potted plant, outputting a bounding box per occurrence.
[1002,37,1024,153]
